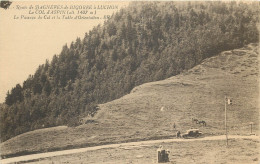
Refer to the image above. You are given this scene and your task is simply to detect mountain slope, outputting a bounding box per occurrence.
[96,43,259,136]
[1,1,259,142]
[1,43,258,158]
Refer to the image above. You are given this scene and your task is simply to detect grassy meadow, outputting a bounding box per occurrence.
[29,138,259,164]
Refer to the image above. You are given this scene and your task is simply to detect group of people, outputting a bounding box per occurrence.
[157,145,170,163]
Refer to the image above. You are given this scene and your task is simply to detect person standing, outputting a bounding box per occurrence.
[176,130,181,138]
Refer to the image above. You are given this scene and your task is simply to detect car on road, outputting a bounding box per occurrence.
[181,129,203,138]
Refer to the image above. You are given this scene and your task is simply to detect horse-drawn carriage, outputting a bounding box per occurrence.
[181,129,203,138]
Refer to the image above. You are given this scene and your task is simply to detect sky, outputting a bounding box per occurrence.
[0,1,129,103]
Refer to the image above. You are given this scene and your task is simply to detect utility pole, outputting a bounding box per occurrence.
[225,95,228,146]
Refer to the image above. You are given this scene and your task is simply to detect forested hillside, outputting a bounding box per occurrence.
[0,1,258,142]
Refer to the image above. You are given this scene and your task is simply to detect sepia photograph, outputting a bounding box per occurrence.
[0,0,259,163]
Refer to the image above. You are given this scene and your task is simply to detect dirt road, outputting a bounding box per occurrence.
[1,135,258,164]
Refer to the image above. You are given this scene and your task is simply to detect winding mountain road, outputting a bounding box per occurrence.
[1,135,258,164]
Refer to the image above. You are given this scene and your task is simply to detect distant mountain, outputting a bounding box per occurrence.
[0,1,259,142]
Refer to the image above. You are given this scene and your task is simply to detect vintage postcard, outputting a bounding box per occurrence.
[0,1,259,163]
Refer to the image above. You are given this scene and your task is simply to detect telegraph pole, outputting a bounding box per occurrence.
[225,95,228,146]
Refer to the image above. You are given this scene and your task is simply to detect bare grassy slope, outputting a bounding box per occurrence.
[1,43,259,157]
[96,43,259,136]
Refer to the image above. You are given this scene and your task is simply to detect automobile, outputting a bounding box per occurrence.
[181,129,203,138]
